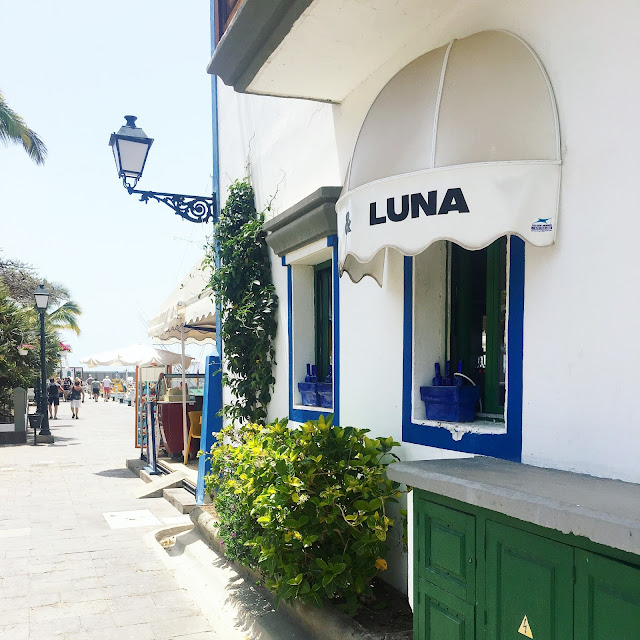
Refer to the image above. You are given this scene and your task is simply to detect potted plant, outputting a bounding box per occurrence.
[18,343,34,356]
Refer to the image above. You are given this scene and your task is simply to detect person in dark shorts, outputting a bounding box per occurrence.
[47,377,61,419]
[91,378,100,402]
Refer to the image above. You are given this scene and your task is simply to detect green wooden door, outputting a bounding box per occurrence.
[414,497,476,602]
[485,521,574,640]
[575,550,640,640]
[416,579,475,640]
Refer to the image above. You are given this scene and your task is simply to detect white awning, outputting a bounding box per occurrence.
[147,261,216,345]
[80,343,192,368]
[337,30,561,285]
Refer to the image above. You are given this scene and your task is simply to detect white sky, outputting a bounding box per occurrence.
[0,0,214,365]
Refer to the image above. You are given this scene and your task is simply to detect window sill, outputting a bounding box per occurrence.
[412,417,506,441]
[293,403,333,413]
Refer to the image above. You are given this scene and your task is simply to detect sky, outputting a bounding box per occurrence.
[0,0,214,367]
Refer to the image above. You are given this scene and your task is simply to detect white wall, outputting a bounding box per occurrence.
[215,0,640,596]
[328,0,640,483]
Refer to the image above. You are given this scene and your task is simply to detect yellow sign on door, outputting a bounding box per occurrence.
[518,615,533,638]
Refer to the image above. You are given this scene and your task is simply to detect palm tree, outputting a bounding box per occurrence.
[0,90,47,164]
[47,300,82,335]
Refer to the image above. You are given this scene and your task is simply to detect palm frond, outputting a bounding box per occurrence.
[48,301,82,335]
[0,90,47,165]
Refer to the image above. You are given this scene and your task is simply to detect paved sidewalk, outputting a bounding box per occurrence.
[0,398,220,640]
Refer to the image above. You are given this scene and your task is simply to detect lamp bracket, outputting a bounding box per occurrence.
[125,185,216,224]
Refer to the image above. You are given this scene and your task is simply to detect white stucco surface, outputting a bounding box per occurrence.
[215,0,640,594]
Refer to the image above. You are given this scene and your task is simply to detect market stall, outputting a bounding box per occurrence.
[147,261,215,465]
[80,344,192,471]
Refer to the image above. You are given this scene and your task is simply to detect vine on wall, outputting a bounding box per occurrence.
[203,179,278,424]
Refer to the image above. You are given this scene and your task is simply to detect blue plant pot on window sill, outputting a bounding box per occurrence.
[419,385,481,423]
[316,382,333,409]
[298,382,318,407]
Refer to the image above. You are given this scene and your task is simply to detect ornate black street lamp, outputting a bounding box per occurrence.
[33,284,51,437]
[109,116,216,224]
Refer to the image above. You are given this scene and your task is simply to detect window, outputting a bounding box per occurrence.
[285,237,340,423]
[314,261,333,382]
[448,238,507,416]
[403,236,524,461]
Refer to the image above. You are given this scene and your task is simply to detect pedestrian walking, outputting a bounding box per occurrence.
[47,377,62,420]
[62,377,72,401]
[69,379,85,419]
[91,377,100,402]
[102,376,112,401]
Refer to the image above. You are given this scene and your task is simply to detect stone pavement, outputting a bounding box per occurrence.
[0,397,220,640]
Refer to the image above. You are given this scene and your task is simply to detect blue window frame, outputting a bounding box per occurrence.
[402,236,524,462]
[285,236,340,424]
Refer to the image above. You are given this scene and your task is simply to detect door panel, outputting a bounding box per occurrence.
[485,521,573,640]
[415,496,476,601]
[575,549,640,640]
[416,578,475,640]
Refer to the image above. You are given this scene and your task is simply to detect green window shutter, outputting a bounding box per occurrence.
[314,260,332,382]
[484,237,507,414]
[449,238,507,416]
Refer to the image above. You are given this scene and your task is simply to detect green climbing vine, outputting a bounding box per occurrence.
[203,179,278,424]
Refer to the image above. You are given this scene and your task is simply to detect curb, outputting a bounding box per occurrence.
[190,507,413,640]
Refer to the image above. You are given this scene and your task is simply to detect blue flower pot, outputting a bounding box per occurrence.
[419,385,480,422]
[298,382,318,407]
[316,382,333,409]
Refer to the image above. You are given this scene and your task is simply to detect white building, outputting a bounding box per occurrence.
[208,1,640,634]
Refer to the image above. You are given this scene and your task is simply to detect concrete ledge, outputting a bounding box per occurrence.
[207,0,314,94]
[387,457,640,556]
[133,470,187,499]
[126,458,146,476]
[264,186,341,257]
[163,488,196,514]
[35,434,54,444]
[190,507,412,640]
[0,431,27,445]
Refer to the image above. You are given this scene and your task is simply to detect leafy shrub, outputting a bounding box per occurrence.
[204,416,403,613]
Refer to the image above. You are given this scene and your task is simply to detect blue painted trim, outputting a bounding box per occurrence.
[287,236,339,424]
[401,237,524,462]
[198,1,223,502]
[196,353,222,504]
[281,256,287,266]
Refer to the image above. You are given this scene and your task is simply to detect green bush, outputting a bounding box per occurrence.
[204,416,403,613]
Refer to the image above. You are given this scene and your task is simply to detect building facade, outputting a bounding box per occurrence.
[207,0,640,634]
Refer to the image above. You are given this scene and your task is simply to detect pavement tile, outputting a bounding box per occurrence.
[79,611,117,630]
[150,614,212,639]
[0,403,218,640]
[0,622,29,640]
[59,586,107,603]
[29,615,82,638]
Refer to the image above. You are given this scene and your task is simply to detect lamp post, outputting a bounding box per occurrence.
[109,116,216,224]
[33,284,51,437]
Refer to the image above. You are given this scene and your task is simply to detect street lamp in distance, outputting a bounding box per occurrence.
[108,115,216,224]
[33,284,52,439]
